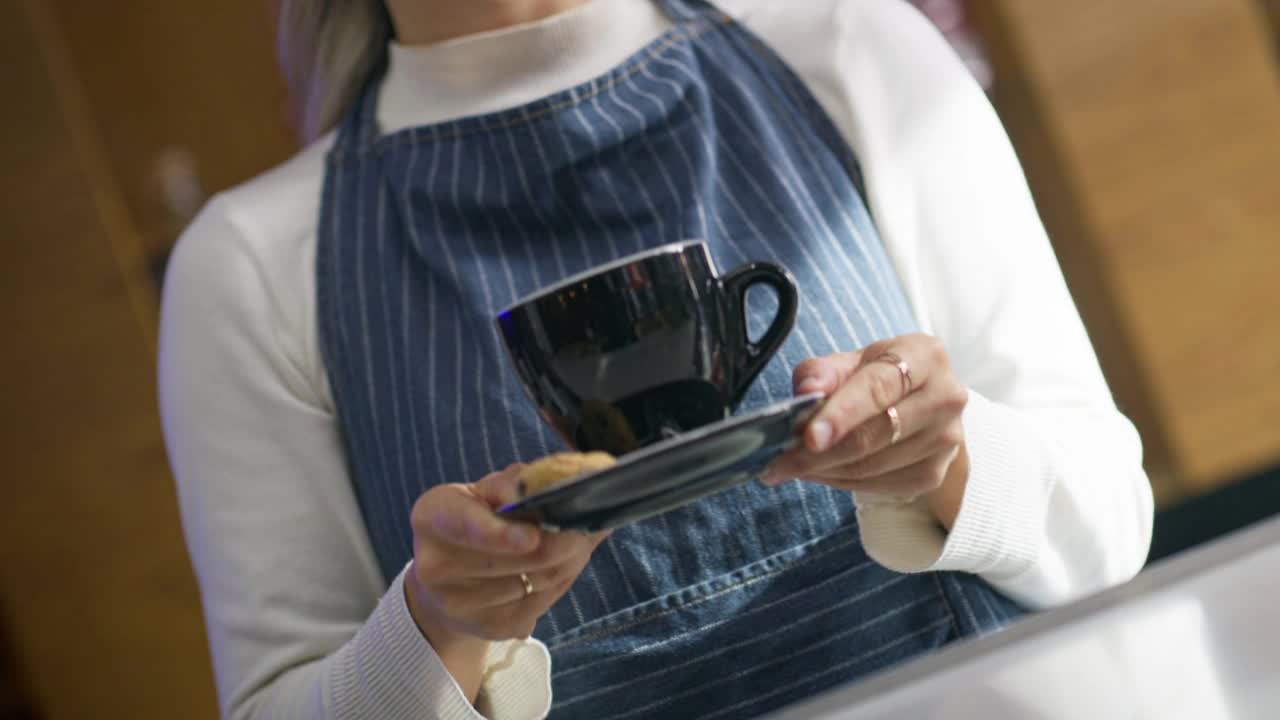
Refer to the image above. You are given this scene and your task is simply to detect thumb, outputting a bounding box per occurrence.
[472,463,527,509]
[417,482,541,555]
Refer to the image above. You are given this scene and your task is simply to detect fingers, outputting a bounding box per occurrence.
[413,528,605,642]
[429,555,595,612]
[771,419,919,483]
[411,475,540,557]
[768,387,953,481]
[470,462,527,508]
[768,334,969,508]
[805,447,960,498]
[792,351,862,396]
[798,427,960,488]
[407,462,613,643]
[415,528,606,580]
[802,337,932,452]
[451,556,587,642]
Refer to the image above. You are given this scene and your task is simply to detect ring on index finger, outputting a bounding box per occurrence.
[874,352,913,397]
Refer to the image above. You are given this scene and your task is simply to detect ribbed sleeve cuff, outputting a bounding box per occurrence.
[855,391,1047,580]
[477,633,554,719]
[328,564,553,719]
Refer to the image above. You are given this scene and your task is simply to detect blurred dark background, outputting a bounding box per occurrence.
[2,0,1278,717]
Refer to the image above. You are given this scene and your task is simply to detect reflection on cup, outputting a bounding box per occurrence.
[497,241,798,454]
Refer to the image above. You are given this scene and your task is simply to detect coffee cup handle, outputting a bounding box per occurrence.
[721,262,799,405]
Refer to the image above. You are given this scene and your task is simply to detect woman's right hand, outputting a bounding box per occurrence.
[404,463,608,687]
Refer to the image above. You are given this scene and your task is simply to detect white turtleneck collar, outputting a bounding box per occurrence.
[376,0,675,134]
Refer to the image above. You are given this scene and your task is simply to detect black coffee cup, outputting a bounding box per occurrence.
[496,241,799,456]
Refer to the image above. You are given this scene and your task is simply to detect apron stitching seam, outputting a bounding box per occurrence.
[548,531,862,650]
[930,572,964,639]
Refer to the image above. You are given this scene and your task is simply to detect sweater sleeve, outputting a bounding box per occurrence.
[738,0,1154,608]
[847,0,1153,608]
[158,196,552,719]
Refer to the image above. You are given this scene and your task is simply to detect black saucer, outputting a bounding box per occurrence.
[499,393,822,532]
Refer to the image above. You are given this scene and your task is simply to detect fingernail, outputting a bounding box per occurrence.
[797,378,823,395]
[507,526,538,551]
[808,420,833,452]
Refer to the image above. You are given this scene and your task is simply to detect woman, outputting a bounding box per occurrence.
[159,0,1153,718]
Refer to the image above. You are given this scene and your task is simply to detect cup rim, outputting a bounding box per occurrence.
[497,240,705,316]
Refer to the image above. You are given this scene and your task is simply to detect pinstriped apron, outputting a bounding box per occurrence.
[317,1,1022,716]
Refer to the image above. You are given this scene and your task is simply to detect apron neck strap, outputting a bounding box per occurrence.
[654,0,717,21]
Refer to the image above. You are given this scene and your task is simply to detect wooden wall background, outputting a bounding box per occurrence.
[0,0,1276,717]
[1,0,293,717]
[972,0,1280,502]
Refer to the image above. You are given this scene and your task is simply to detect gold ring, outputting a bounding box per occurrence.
[876,353,913,396]
[886,406,902,445]
[519,572,535,598]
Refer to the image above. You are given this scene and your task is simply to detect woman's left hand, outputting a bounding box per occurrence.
[764,333,969,527]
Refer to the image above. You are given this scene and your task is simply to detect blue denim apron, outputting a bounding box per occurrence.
[317,1,1022,717]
